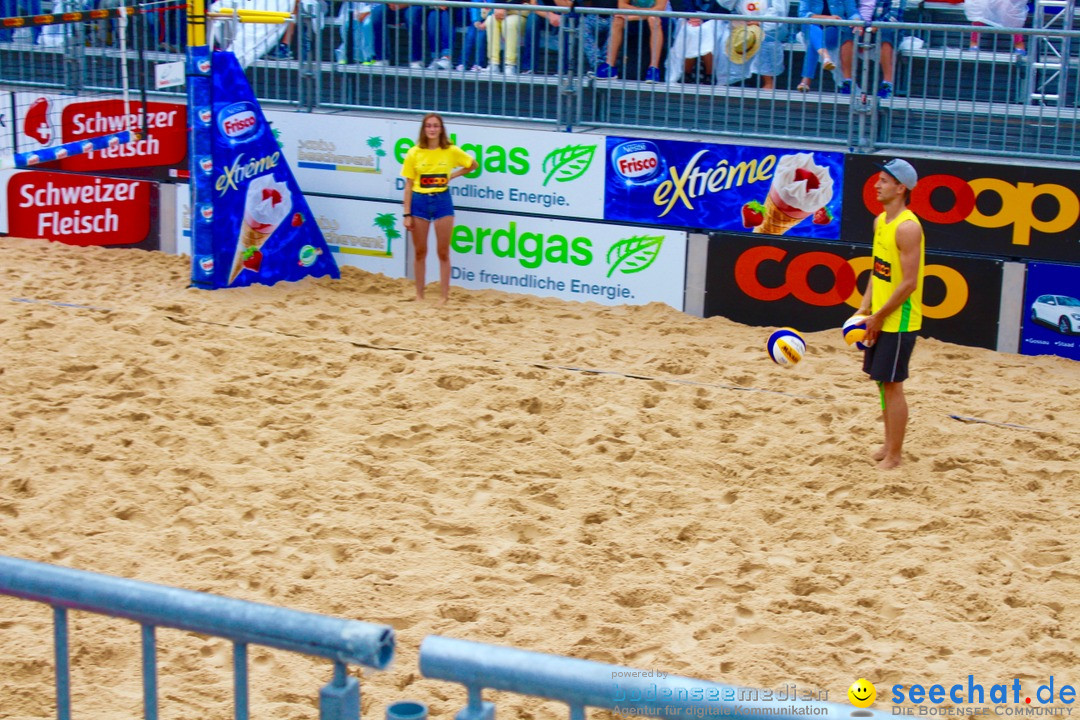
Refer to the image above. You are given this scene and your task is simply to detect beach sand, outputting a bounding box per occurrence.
[1,237,1077,720]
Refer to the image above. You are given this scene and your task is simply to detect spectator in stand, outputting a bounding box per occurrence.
[336,0,374,64]
[964,0,1027,55]
[596,0,666,81]
[579,0,616,72]
[796,0,854,91]
[665,13,719,83]
[457,0,490,70]
[0,0,43,43]
[406,2,454,68]
[367,3,400,66]
[521,0,569,74]
[664,0,733,83]
[483,0,528,74]
[272,0,326,59]
[713,0,787,88]
[841,0,901,97]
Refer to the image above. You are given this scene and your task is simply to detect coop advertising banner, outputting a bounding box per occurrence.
[266,111,608,220]
[423,211,688,309]
[305,195,408,277]
[842,154,1080,262]
[1021,262,1080,361]
[192,51,339,290]
[704,233,1004,349]
[4,170,158,249]
[604,137,844,240]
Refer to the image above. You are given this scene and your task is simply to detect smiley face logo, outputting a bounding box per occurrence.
[848,678,876,708]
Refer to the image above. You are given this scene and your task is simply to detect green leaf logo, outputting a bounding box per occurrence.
[542,145,596,186]
[606,236,664,278]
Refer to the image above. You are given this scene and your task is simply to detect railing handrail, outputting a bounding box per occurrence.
[0,555,394,669]
[420,635,891,720]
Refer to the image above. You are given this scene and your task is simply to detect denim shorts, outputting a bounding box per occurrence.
[411,190,454,221]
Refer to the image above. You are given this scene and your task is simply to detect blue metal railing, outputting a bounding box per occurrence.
[0,555,395,720]
[420,635,889,720]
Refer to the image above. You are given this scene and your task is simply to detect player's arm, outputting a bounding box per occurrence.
[856,217,878,317]
[865,219,921,342]
[403,178,414,229]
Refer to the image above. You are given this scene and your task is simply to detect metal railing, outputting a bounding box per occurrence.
[0,555,395,720]
[420,635,889,720]
[2,0,1078,159]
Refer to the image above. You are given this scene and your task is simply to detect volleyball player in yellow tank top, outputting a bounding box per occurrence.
[855,159,925,470]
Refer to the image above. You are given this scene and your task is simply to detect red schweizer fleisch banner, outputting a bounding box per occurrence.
[7,171,153,246]
[58,99,186,173]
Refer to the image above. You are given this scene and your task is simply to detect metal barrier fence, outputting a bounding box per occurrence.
[0,555,395,720]
[419,635,889,720]
[1,0,1078,159]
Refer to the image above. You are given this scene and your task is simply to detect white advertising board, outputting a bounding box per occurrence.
[176,183,191,256]
[265,111,398,200]
[0,170,12,234]
[265,111,606,220]
[424,210,688,310]
[305,195,408,278]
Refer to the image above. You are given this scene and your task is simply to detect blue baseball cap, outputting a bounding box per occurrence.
[878,158,918,190]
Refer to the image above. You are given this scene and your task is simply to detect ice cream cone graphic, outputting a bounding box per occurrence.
[757,188,811,234]
[752,153,834,235]
[229,174,292,284]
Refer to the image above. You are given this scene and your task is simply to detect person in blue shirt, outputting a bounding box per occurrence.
[458,0,491,70]
[796,0,857,91]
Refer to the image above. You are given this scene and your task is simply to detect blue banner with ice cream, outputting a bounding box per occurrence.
[189,51,338,290]
[603,137,844,240]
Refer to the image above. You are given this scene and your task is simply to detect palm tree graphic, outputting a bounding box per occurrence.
[367,136,386,172]
[373,212,400,256]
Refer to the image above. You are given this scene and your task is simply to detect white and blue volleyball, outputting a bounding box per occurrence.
[767,328,806,366]
[842,314,870,350]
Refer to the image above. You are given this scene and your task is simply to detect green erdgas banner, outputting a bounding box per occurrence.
[264,111,606,220]
[426,210,688,309]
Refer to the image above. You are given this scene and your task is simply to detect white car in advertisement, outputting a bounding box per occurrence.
[1030,294,1080,335]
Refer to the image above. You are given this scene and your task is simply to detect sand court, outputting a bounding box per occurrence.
[0,236,1077,720]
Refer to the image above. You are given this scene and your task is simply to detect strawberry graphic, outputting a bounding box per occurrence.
[793,167,821,190]
[241,247,263,273]
[742,201,765,228]
[291,212,304,227]
[813,207,833,225]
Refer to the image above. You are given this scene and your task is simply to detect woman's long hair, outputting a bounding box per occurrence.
[417,112,451,149]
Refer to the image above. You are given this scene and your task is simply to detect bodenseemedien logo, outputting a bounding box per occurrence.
[607,236,664,278]
[541,144,597,186]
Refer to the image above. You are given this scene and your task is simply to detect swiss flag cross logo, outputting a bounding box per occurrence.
[23,97,52,145]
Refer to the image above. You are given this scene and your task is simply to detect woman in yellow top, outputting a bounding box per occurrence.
[401,113,478,305]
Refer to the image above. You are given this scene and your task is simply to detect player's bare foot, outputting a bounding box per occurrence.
[437,296,448,307]
[871,444,887,461]
[877,454,902,470]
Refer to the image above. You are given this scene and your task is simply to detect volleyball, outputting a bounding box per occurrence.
[842,315,870,350]
[766,328,805,366]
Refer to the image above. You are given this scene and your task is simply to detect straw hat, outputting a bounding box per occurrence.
[726,23,763,65]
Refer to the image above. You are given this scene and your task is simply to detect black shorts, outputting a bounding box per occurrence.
[863,331,918,383]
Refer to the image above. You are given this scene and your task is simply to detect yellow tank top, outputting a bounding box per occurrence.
[871,208,924,332]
